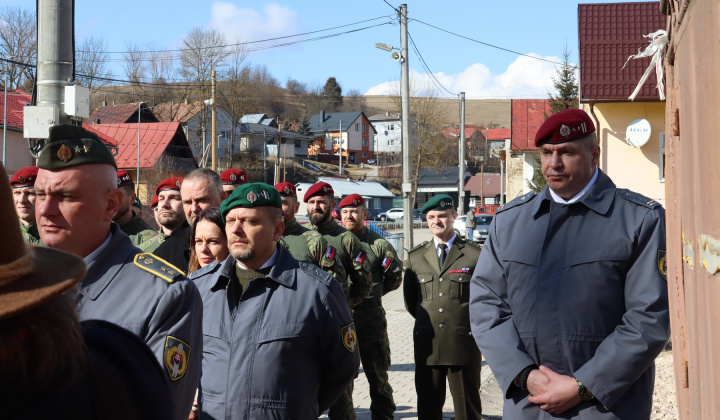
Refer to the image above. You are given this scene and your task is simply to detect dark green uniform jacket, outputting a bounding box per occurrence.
[281,218,347,286]
[20,221,43,245]
[354,225,403,308]
[118,212,160,248]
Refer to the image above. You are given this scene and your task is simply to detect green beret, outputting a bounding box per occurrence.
[220,182,282,221]
[37,124,117,170]
[421,194,455,213]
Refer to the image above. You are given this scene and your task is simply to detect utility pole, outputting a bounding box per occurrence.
[339,120,343,175]
[400,4,413,250]
[458,92,466,214]
[211,69,217,172]
[137,102,141,197]
[281,121,287,182]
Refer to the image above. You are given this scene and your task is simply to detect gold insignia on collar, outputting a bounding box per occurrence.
[57,144,73,163]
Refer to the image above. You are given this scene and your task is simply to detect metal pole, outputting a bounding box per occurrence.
[458,92,466,214]
[2,66,7,167]
[137,102,141,197]
[263,130,267,183]
[500,151,505,205]
[201,125,206,168]
[36,0,73,125]
[339,120,343,175]
[211,69,217,171]
[400,4,413,249]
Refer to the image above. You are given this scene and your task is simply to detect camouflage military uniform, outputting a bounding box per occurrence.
[119,212,161,248]
[352,225,403,420]
[280,218,347,287]
[20,221,43,246]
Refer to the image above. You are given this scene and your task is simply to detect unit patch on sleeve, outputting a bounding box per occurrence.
[381,257,392,270]
[657,250,667,281]
[341,322,357,353]
[325,246,336,260]
[164,336,191,381]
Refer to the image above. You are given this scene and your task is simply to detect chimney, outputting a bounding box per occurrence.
[385,109,389,117]
[321,110,325,122]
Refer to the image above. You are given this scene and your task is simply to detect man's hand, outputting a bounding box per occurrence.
[526,368,550,396]
[527,365,582,414]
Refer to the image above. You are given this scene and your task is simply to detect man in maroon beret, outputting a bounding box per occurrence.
[221,168,248,195]
[10,166,42,245]
[113,170,159,248]
[470,108,669,419]
[144,176,191,270]
[305,181,372,419]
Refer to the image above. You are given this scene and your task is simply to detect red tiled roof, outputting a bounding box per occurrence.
[465,174,501,197]
[153,101,204,123]
[511,99,551,150]
[0,89,31,129]
[578,2,667,101]
[486,128,511,140]
[85,122,184,169]
[441,125,486,140]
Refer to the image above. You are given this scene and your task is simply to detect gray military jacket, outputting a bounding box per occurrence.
[191,245,360,419]
[404,236,482,366]
[74,223,203,420]
[470,170,670,419]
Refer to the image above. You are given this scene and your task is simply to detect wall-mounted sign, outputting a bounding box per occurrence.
[626,118,652,147]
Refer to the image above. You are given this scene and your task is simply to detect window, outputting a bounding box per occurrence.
[295,139,302,148]
[389,124,394,131]
[362,152,367,158]
[355,124,359,131]
[332,137,340,145]
[362,138,369,147]
[362,124,367,132]
[388,139,395,146]
[374,199,381,209]
[659,132,665,181]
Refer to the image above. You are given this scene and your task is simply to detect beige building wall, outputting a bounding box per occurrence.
[1,131,35,175]
[583,102,666,206]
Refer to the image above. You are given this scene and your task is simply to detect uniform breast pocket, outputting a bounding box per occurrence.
[449,274,470,301]
[418,272,434,300]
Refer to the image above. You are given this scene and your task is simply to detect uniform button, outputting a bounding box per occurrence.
[439,308,444,313]
[439,323,444,328]
[439,277,444,282]
[439,292,444,297]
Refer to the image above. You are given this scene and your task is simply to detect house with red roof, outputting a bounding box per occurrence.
[578,1,667,205]
[84,122,197,204]
[504,99,551,200]
[0,89,34,175]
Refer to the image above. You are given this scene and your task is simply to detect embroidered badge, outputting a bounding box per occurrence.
[164,336,191,381]
[322,185,328,192]
[57,143,73,163]
[657,250,667,281]
[353,198,359,205]
[560,125,571,137]
[230,173,237,181]
[355,251,366,264]
[18,175,26,183]
[325,246,336,260]
[341,322,357,353]
[381,257,392,269]
[284,186,291,194]
[176,179,182,188]
[247,191,257,203]
[239,174,245,181]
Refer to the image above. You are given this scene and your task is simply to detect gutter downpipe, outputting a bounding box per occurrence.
[588,100,602,168]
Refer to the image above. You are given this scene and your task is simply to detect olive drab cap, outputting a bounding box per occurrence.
[421,194,455,213]
[220,182,283,221]
[37,124,117,170]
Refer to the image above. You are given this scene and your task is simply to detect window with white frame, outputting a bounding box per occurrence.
[332,137,340,145]
[374,199,381,209]
[388,139,395,146]
[389,124,394,131]
[362,138,369,147]
[362,152,368,158]
[355,124,359,131]
[362,124,367,132]
[659,132,665,181]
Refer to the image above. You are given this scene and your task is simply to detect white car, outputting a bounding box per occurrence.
[453,215,469,238]
[378,208,404,221]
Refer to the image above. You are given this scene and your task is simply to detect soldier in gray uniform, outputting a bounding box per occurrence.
[274,181,346,288]
[114,169,160,247]
[33,124,203,420]
[10,166,42,245]
[190,183,359,419]
[404,194,483,420]
[470,109,670,419]
[339,193,403,420]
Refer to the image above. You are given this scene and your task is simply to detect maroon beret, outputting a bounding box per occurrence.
[338,194,365,208]
[303,182,334,203]
[221,168,248,185]
[10,166,38,188]
[534,109,596,147]
[150,194,158,208]
[116,170,133,188]
[155,177,183,195]
[274,182,296,197]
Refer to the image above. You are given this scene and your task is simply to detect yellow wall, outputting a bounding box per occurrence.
[582,102,666,206]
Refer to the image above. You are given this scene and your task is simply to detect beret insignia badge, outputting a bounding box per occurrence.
[247,191,257,203]
[284,187,291,194]
[18,175,26,183]
[230,174,237,181]
[57,143,73,163]
[322,186,328,192]
[176,179,182,188]
[353,199,358,205]
[560,125,571,137]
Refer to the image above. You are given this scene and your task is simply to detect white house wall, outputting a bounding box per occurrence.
[372,119,402,154]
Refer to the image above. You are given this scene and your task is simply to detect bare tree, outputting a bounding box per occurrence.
[0,6,37,91]
[122,41,147,101]
[180,27,228,88]
[76,36,109,90]
[217,41,249,166]
[145,42,179,106]
[342,88,365,111]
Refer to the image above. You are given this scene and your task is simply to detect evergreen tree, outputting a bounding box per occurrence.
[298,118,312,136]
[322,77,343,111]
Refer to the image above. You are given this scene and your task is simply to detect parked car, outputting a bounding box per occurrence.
[453,213,494,243]
[453,215,469,238]
[377,207,404,221]
[367,158,377,165]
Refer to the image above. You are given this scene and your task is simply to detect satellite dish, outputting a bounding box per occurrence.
[391,51,402,61]
[626,118,652,147]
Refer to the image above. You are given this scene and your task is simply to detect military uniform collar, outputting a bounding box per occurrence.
[314,218,341,234]
[169,219,190,237]
[284,218,302,233]
[210,245,296,290]
[119,212,143,230]
[79,223,135,300]
[532,169,616,217]
[354,225,369,240]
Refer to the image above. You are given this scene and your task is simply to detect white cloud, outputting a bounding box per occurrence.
[210,2,300,44]
[365,54,565,99]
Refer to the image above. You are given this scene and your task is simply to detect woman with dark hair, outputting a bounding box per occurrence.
[188,207,229,274]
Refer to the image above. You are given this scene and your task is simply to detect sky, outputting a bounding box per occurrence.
[5,0,636,100]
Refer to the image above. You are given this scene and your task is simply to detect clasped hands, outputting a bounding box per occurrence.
[525,365,582,415]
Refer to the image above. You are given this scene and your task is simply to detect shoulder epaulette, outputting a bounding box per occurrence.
[299,261,332,286]
[464,240,482,250]
[409,241,429,253]
[497,192,536,213]
[188,260,221,280]
[617,189,662,209]
[134,253,185,283]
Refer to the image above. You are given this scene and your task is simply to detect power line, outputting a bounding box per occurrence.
[407,32,458,96]
[411,18,573,68]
